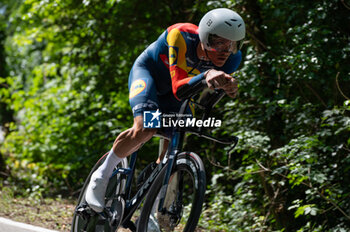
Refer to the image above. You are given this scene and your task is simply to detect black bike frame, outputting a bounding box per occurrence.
[109,126,182,227]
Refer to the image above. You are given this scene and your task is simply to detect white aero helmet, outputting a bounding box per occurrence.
[198,8,246,50]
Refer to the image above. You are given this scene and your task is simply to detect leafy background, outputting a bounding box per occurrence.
[0,0,349,231]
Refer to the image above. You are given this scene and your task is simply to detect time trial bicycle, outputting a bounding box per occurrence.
[71,80,239,232]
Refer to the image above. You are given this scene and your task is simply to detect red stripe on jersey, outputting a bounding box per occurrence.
[170,66,192,99]
[159,54,169,68]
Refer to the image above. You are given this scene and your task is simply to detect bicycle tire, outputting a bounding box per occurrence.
[137,152,206,232]
[71,152,128,232]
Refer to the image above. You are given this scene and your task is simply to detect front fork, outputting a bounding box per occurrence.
[158,130,184,214]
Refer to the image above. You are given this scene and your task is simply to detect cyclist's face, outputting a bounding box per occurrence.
[206,48,232,67]
[207,51,231,67]
[206,35,238,67]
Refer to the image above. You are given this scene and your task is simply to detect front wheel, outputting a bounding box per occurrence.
[137,152,206,232]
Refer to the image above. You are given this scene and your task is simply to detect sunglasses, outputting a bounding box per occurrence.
[208,34,244,54]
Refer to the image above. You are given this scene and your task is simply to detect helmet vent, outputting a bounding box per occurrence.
[225,21,232,26]
[238,24,242,28]
[231,19,237,21]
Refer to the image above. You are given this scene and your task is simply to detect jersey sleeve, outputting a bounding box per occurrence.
[166,28,205,100]
[222,51,242,75]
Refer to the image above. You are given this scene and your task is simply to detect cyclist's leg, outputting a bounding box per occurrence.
[85,148,123,212]
[111,116,157,158]
[86,116,157,212]
[85,54,159,212]
[71,153,129,232]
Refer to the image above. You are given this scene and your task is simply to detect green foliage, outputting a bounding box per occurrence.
[196,0,350,231]
[0,0,203,195]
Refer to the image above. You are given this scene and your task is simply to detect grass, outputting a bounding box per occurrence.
[0,186,133,231]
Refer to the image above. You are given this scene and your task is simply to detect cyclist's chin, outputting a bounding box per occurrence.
[211,57,228,67]
[207,52,230,67]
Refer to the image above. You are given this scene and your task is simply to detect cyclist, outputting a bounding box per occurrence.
[85,8,246,213]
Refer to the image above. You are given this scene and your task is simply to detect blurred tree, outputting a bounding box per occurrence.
[0,0,20,177]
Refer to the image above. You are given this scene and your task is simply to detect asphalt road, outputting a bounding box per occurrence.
[0,217,58,232]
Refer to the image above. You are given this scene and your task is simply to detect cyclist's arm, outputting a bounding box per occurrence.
[175,51,242,99]
[166,28,206,100]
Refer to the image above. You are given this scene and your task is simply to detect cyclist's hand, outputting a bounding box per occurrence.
[205,69,238,98]
[205,69,229,89]
[222,77,238,98]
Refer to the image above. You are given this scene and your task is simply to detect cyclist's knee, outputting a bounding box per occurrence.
[131,116,157,142]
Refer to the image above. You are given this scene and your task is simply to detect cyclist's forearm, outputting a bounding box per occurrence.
[175,72,206,100]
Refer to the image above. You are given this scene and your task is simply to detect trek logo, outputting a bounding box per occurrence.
[143,109,162,128]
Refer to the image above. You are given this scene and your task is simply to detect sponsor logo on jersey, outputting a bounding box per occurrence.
[129,79,147,99]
